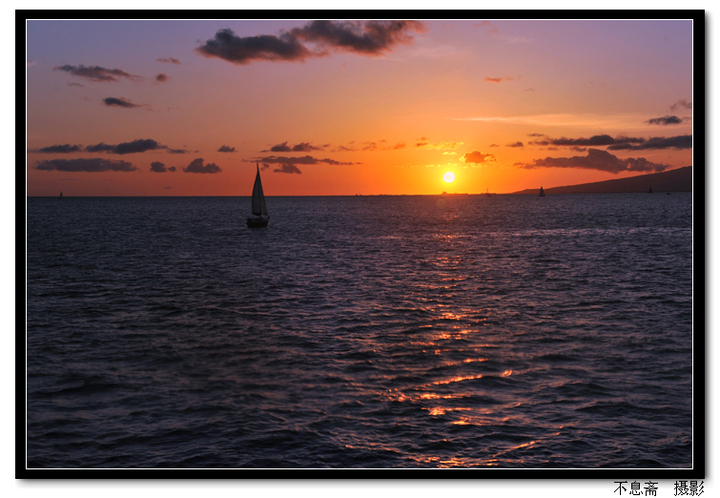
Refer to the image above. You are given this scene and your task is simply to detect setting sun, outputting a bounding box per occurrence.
[443,172,455,183]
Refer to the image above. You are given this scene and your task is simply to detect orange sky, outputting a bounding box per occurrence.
[25,17,695,196]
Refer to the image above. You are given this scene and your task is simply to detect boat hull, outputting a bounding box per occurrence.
[246,216,269,228]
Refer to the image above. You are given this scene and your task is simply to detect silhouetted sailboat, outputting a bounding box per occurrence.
[539,186,545,197]
[58,191,63,199]
[648,186,653,193]
[246,163,269,228]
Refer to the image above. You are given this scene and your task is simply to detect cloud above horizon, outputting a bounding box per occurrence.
[54,64,142,82]
[196,21,426,64]
[518,148,668,174]
[607,135,691,151]
[35,158,138,172]
[461,150,497,165]
[646,115,686,125]
[150,161,176,173]
[251,154,358,174]
[183,158,221,174]
[34,139,188,155]
[528,134,645,148]
[103,97,144,108]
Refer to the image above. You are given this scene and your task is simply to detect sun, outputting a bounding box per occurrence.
[443,172,455,183]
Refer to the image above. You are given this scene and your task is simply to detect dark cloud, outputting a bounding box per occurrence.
[218,145,237,153]
[183,158,221,174]
[607,135,692,151]
[292,142,323,152]
[155,73,170,82]
[274,164,303,174]
[506,141,523,148]
[252,154,357,173]
[268,141,326,152]
[488,144,499,148]
[84,139,188,155]
[519,148,668,174]
[256,155,356,166]
[291,20,425,55]
[197,28,311,64]
[646,115,684,125]
[269,141,292,152]
[196,21,425,65]
[529,134,645,147]
[37,144,83,153]
[103,97,142,108]
[150,161,176,173]
[670,99,692,111]
[527,133,546,137]
[53,64,141,82]
[114,139,163,154]
[157,57,181,64]
[36,158,138,172]
[461,151,497,164]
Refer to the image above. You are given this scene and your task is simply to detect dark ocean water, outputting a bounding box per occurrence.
[26,194,694,468]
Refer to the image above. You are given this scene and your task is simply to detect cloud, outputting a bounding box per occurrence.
[670,99,692,111]
[646,115,685,125]
[197,28,311,64]
[196,21,425,64]
[37,144,83,153]
[53,64,141,82]
[528,134,645,147]
[157,57,181,64]
[461,151,497,164]
[607,134,692,151]
[218,145,237,153]
[414,141,463,150]
[274,164,303,174]
[518,148,668,173]
[84,139,188,155]
[155,73,170,82]
[183,158,221,173]
[292,142,323,152]
[35,158,138,172]
[291,20,426,56]
[103,97,143,108]
[251,154,358,173]
[506,141,523,148]
[474,21,499,35]
[150,161,176,172]
[484,76,515,83]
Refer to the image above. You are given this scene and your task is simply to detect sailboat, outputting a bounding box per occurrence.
[58,191,63,200]
[246,163,269,228]
[538,186,545,197]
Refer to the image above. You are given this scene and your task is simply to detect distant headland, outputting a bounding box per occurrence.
[513,166,692,195]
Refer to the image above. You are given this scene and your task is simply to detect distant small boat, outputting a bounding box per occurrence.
[246,163,269,228]
[648,186,653,194]
[58,191,63,199]
[539,186,545,197]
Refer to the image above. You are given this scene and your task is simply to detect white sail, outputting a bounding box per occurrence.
[251,164,268,216]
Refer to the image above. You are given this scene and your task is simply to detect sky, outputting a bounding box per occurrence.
[25,17,694,196]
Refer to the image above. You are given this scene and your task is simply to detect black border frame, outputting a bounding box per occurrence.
[17,9,706,480]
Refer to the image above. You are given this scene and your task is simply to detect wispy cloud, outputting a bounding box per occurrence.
[103,97,145,109]
[670,99,692,111]
[455,113,664,130]
[250,154,358,174]
[54,64,142,82]
[35,158,138,172]
[646,115,687,126]
[196,21,426,65]
[155,73,170,83]
[218,145,237,153]
[157,57,181,64]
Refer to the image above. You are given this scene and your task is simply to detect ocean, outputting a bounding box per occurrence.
[25,193,694,469]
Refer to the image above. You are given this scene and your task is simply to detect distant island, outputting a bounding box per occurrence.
[513,166,692,195]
